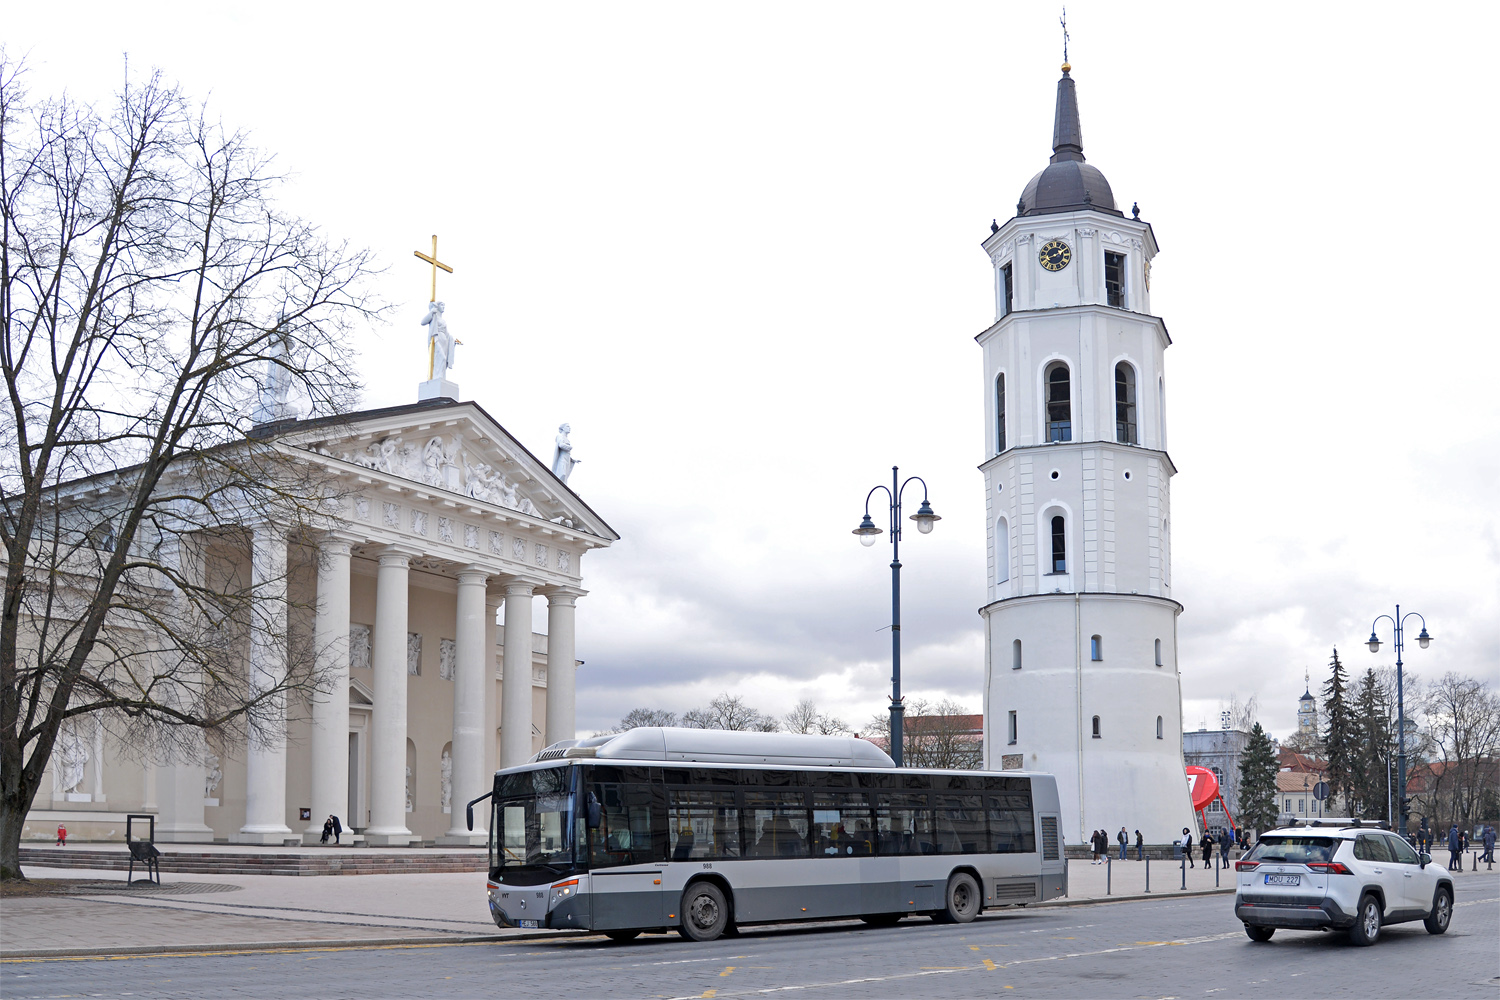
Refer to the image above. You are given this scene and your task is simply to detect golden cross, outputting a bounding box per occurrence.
[413,234,454,302]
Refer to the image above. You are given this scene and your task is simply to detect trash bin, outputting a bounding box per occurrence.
[1172,843,1183,860]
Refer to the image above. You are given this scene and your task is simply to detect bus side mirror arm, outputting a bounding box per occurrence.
[466,791,494,833]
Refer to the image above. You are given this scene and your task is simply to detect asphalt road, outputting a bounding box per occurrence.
[4,876,1495,999]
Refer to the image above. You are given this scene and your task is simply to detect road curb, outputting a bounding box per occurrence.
[1033,887,1237,908]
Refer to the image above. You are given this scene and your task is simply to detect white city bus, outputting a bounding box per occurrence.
[466,728,1067,942]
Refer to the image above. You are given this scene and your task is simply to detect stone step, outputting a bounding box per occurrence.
[19,847,488,877]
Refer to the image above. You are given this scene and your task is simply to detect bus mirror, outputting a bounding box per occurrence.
[586,792,602,830]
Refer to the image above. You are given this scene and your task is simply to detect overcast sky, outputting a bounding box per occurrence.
[10,2,1498,741]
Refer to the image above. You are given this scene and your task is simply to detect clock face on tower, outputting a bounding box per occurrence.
[1038,239,1072,272]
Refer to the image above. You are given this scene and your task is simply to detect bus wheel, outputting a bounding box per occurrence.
[604,929,641,943]
[679,882,729,942]
[940,872,981,924]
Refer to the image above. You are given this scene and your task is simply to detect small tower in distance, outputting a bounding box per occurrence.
[977,61,1195,844]
[1297,669,1320,739]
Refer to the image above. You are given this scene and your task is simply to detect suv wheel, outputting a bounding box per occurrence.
[1244,924,1274,942]
[1423,886,1452,935]
[1347,893,1381,946]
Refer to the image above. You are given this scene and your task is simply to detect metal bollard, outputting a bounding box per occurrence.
[1180,855,1187,891]
[1215,859,1220,888]
[1106,856,1111,895]
[1145,857,1150,893]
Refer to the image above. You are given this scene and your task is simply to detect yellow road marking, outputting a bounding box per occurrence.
[983,959,998,970]
[969,945,980,951]
[719,966,736,977]
[700,991,716,999]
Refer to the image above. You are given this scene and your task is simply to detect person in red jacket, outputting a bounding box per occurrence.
[56,823,67,846]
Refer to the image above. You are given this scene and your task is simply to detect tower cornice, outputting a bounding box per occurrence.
[978,441,1178,478]
[984,211,1160,261]
[978,590,1184,618]
[975,303,1172,349]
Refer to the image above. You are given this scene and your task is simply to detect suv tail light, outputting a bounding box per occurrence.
[1235,861,1258,872]
[1306,862,1353,875]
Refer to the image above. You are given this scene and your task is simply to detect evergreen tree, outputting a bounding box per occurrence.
[1237,722,1280,837]
[1322,647,1356,812]
[1353,669,1393,822]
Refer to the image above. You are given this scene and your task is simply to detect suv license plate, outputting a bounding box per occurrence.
[518,919,539,929]
[1264,874,1301,886]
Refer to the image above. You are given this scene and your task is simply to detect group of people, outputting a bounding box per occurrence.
[1178,826,1235,868]
[1414,818,1495,872]
[319,814,344,845]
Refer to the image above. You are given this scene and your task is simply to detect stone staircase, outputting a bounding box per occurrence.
[20,847,488,877]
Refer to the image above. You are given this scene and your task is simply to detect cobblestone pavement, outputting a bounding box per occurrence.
[3,874,1494,999]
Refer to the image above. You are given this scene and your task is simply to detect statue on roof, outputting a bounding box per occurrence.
[551,423,580,484]
[421,301,456,379]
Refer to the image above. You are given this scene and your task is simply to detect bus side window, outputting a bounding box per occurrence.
[743,791,810,858]
[986,792,1037,854]
[934,795,985,854]
[873,792,930,856]
[812,791,872,856]
[590,782,655,867]
[667,789,739,860]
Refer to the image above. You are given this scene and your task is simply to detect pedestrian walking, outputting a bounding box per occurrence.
[1218,826,1233,868]
[1200,831,1213,868]
[1181,827,1195,868]
[1418,817,1430,854]
[1135,829,1144,861]
[331,814,343,845]
[1482,825,1496,864]
[1094,829,1107,864]
[55,823,67,847]
[1117,826,1128,861]
[1447,824,1462,871]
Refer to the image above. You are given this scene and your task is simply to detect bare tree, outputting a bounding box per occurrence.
[782,698,849,736]
[0,60,380,879]
[682,693,778,732]
[1417,673,1500,828]
[595,707,678,736]
[865,697,982,769]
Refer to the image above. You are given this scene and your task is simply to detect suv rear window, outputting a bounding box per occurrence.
[1247,836,1338,864]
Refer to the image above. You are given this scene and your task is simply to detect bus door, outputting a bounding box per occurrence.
[586,776,668,930]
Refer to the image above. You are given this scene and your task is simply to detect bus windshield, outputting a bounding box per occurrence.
[492,766,579,880]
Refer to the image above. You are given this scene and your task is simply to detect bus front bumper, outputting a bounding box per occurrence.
[488,876,591,930]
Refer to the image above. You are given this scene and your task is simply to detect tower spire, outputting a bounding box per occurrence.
[1050,64,1084,164]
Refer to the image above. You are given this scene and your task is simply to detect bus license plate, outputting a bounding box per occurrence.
[517,919,539,928]
[1264,874,1300,886]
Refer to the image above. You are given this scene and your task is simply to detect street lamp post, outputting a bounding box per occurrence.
[1367,604,1432,841]
[853,466,940,767]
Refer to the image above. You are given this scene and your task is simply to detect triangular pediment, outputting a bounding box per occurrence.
[271,399,617,542]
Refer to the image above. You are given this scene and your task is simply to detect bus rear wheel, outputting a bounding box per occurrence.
[937,872,981,924]
[679,882,729,942]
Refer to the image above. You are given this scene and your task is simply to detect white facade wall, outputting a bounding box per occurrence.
[978,210,1196,846]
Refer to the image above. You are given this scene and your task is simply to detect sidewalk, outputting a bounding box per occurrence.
[3,857,1492,959]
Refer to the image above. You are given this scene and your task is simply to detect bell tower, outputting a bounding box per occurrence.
[978,62,1196,844]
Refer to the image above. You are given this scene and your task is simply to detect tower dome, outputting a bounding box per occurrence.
[1017,68,1120,218]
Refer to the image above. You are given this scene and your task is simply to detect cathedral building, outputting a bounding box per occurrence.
[977,63,1195,843]
[22,368,616,846]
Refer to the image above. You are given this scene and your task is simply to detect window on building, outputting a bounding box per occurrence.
[1090,635,1102,661]
[1007,710,1017,745]
[1050,515,1067,574]
[995,373,1006,453]
[1155,638,1163,666]
[1091,715,1101,739]
[1114,363,1137,445]
[1045,363,1071,441]
[996,517,1010,584]
[1105,251,1126,307]
[1212,766,1224,785]
[1284,798,1292,812]
[1156,716,1163,740]
[1000,262,1014,317]
[1298,798,1306,813]
[1012,639,1022,670]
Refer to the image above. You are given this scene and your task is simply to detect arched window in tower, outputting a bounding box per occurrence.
[1012,638,1022,670]
[1114,363,1137,445]
[1090,634,1102,661]
[1154,638,1163,666]
[1156,716,1164,740]
[1049,515,1067,574]
[996,517,1010,583]
[1104,251,1127,308]
[995,373,1007,453]
[1046,363,1072,442]
[1157,375,1166,447]
[1091,715,1101,739]
[999,262,1014,318]
[1007,710,1018,745]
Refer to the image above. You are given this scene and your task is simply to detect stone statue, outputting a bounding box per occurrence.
[551,423,580,483]
[253,333,295,424]
[440,748,453,814]
[421,301,455,378]
[422,437,445,487]
[204,755,223,801]
[405,764,414,813]
[53,727,88,795]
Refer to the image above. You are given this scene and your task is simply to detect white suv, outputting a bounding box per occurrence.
[1234,824,1454,945]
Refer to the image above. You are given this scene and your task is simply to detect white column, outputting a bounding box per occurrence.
[543,590,581,747]
[238,525,293,844]
[500,580,536,768]
[441,568,490,843]
[366,548,416,845]
[304,537,352,843]
[153,534,214,842]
